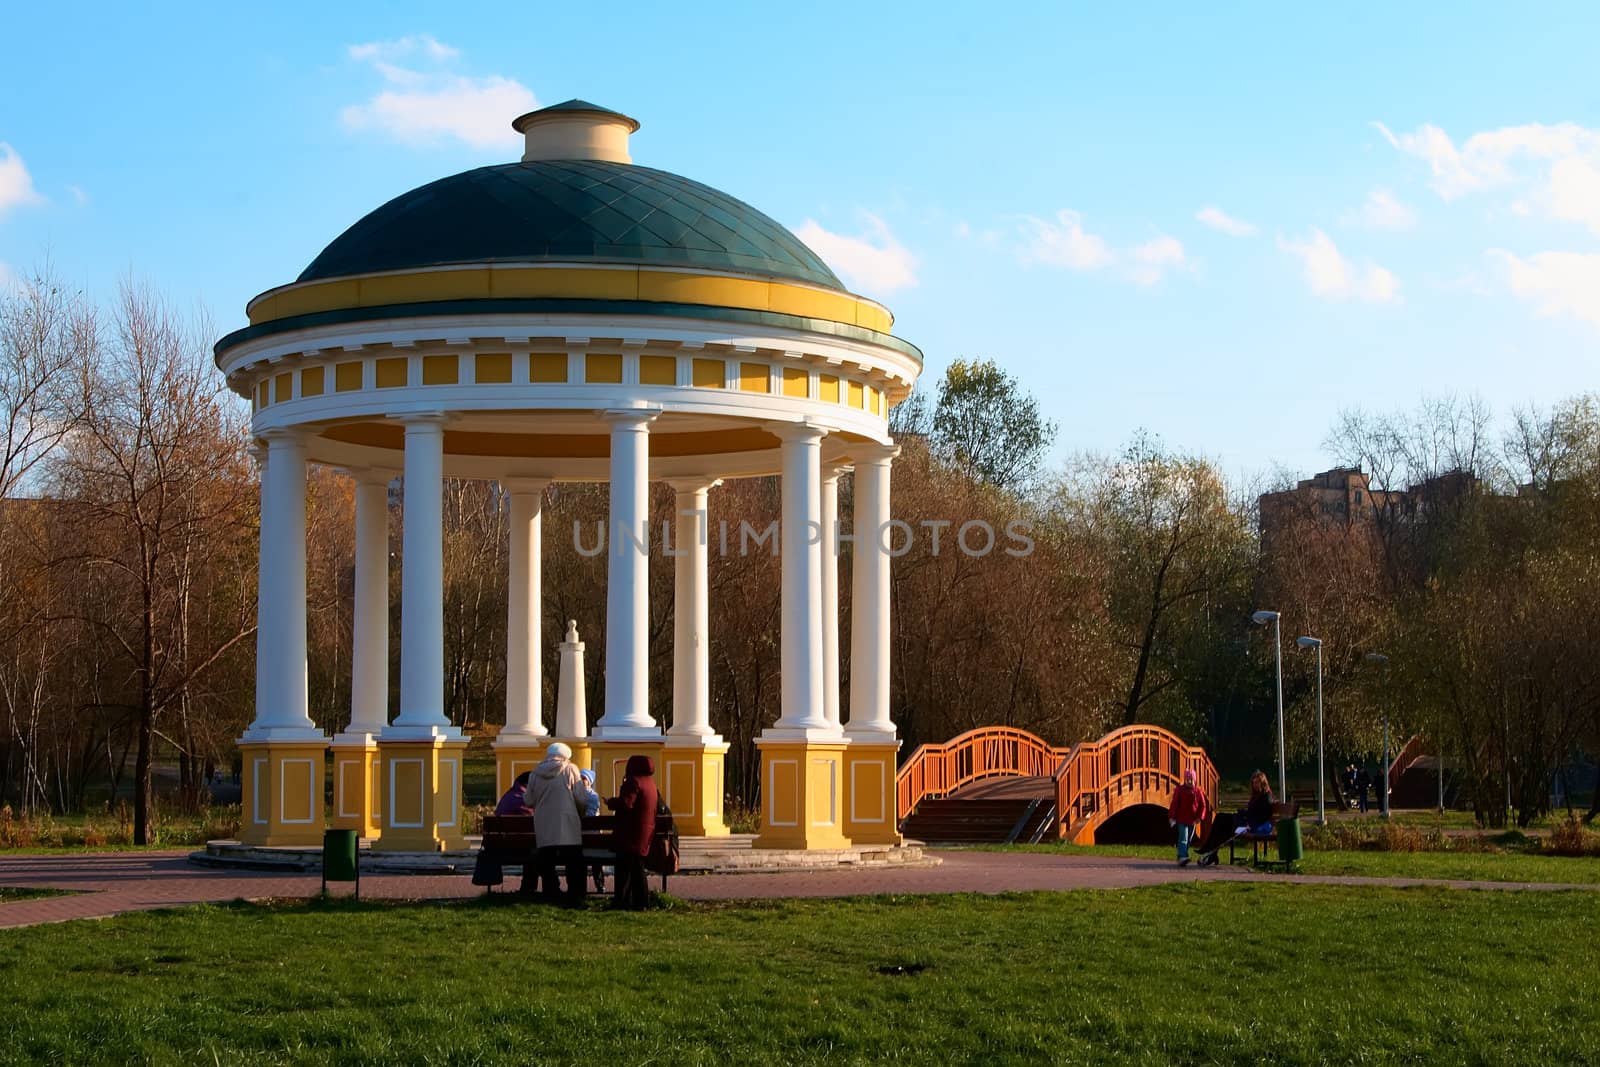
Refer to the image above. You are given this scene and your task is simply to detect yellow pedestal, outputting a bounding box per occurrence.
[239,739,328,846]
[331,741,381,839]
[492,739,551,797]
[842,741,902,845]
[374,737,470,852]
[754,739,852,850]
[660,739,731,837]
[589,739,664,799]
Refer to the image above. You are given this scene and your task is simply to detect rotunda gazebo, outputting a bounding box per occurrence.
[215,100,921,853]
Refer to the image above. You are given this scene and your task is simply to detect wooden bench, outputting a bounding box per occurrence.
[1228,800,1300,866]
[479,812,677,894]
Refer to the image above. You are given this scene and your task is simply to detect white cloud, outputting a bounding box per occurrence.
[1017,210,1187,285]
[1489,249,1600,329]
[0,144,45,218]
[1017,210,1111,271]
[67,184,88,207]
[1377,120,1600,234]
[1277,228,1400,303]
[794,213,918,295]
[341,36,536,149]
[1126,235,1188,286]
[1195,205,1257,237]
[1343,188,1416,231]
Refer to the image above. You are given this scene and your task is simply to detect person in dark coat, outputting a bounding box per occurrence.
[607,754,658,910]
[494,771,536,817]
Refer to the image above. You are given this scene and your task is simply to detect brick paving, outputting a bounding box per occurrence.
[0,849,1594,930]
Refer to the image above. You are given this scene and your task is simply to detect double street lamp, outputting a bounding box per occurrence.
[1296,635,1326,824]
[1251,610,1286,800]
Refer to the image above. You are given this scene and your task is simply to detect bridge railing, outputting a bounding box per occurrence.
[1053,724,1219,841]
[896,726,1072,822]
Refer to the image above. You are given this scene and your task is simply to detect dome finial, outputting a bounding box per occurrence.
[511,100,640,164]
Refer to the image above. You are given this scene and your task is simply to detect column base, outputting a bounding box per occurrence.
[661,736,731,837]
[331,737,381,839]
[373,737,470,852]
[492,736,551,798]
[238,738,328,847]
[753,738,852,850]
[589,738,664,800]
[842,739,903,845]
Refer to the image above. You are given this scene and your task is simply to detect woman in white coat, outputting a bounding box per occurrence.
[526,742,598,905]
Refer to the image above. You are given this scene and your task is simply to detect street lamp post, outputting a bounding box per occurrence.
[1297,636,1325,824]
[1252,610,1286,800]
[1365,652,1390,819]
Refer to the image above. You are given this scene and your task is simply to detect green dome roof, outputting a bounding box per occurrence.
[298,160,844,291]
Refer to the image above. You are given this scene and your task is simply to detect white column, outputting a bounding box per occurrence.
[503,479,549,738]
[346,472,391,738]
[246,430,320,739]
[668,478,719,739]
[388,414,457,737]
[771,424,829,736]
[847,444,897,741]
[820,466,845,735]
[595,409,660,738]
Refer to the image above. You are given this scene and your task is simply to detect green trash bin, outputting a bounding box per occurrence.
[322,829,360,898]
[1276,816,1303,867]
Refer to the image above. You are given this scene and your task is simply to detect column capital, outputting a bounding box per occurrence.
[337,465,397,487]
[601,407,662,428]
[666,475,722,494]
[849,441,901,466]
[820,464,850,485]
[389,412,451,431]
[259,426,308,445]
[501,476,551,495]
[765,419,831,443]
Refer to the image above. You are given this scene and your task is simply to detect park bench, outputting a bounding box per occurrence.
[478,811,677,894]
[1228,800,1300,866]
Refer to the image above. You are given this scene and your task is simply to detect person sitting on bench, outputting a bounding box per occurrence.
[1243,770,1276,834]
[494,771,536,817]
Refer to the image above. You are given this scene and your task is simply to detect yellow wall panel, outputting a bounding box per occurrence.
[848,380,865,409]
[782,367,809,398]
[820,375,840,403]
[738,362,770,393]
[300,366,325,398]
[639,355,677,385]
[335,361,363,392]
[375,357,409,389]
[493,267,639,300]
[585,353,623,384]
[274,373,293,404]
[256,381,270,408]
[422,354,459,385]
[639,271,770,311]
[529,353,567,383]
[361,269,490,306]
[692,358,725,388]
[475,353,512,383]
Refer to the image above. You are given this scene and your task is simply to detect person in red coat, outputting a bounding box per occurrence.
[607,754,658,909]
[1167,768,1209,867]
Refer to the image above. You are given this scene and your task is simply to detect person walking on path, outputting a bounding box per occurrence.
[608,755,658,910]
[527,742,597,906]
[1167,768,1209,867]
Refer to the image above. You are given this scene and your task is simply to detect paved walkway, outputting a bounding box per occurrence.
[1,850,1594,929]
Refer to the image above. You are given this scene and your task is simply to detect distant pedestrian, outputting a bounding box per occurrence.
[1167,768,1209,867]
[1355,766,1372,814]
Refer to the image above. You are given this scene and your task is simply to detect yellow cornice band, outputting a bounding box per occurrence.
[247,267,895,335]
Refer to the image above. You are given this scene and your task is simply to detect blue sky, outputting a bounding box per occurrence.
[4,2,1599,481]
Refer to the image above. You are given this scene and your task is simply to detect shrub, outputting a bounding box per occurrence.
[1546,815,1600,857]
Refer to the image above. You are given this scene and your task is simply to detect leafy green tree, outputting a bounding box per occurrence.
[928,358,1058,491]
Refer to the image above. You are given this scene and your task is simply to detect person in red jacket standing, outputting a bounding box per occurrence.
[607,754,658,909]
[1168,768,1209,867]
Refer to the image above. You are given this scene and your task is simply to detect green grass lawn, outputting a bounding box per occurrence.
[0,886,73,902]
[972,842,1600,885]
[0,885,1595,1065]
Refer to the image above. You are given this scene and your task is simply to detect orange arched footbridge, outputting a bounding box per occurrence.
[896,725,1219,845]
